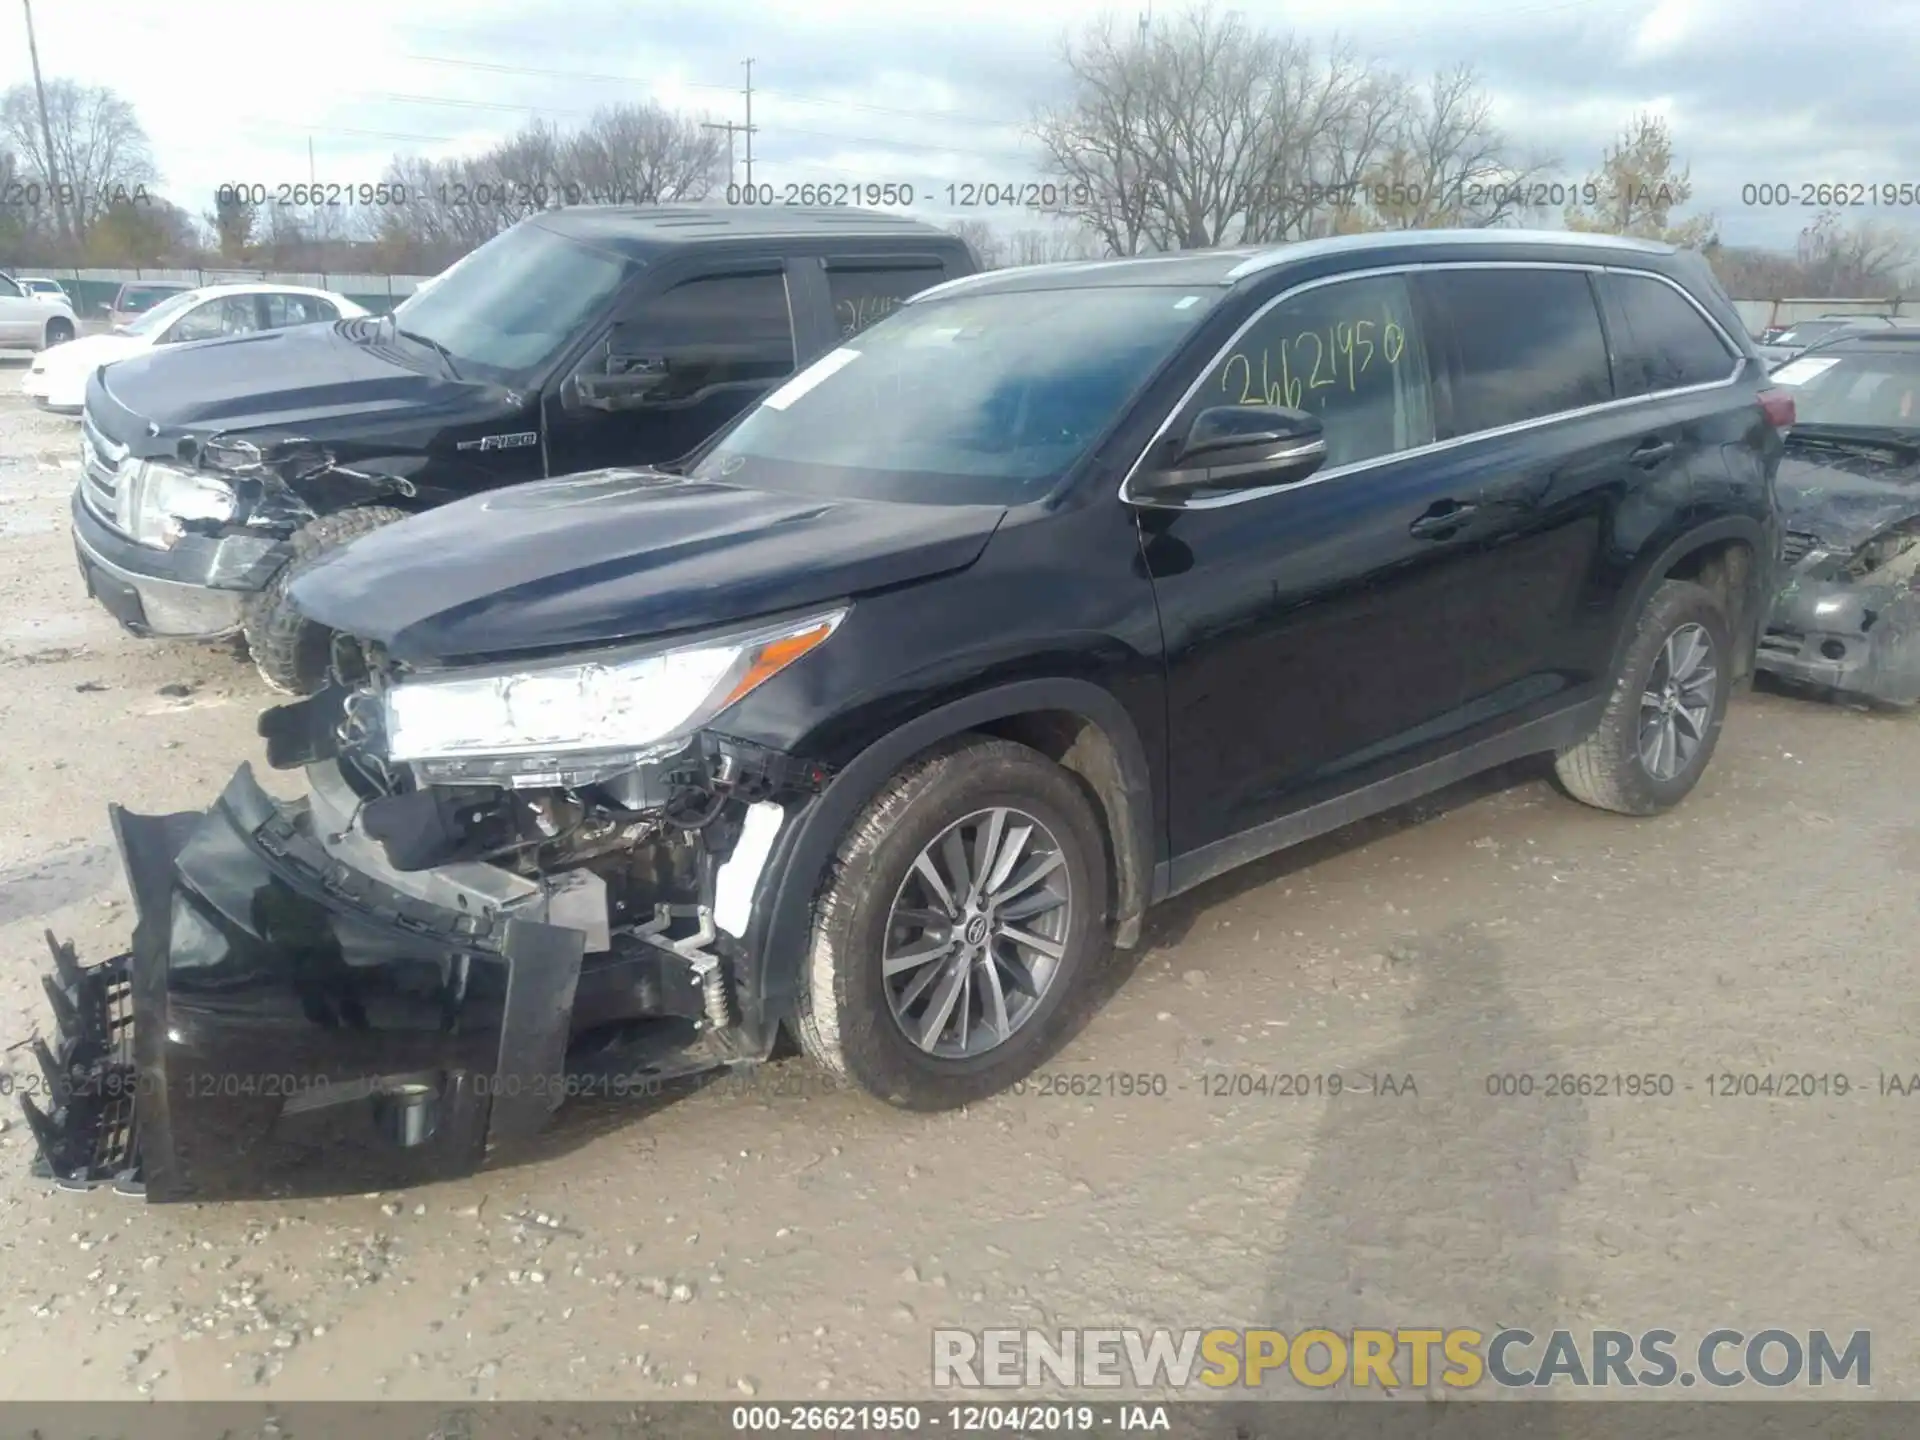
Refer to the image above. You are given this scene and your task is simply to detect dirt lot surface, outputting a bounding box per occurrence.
[0,373,1915,1403]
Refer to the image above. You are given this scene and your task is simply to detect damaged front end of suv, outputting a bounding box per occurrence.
[25,600,844,1201]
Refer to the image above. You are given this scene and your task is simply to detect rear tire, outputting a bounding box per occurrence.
[242,506,409,694]
[42,316,74,348]
[794,735,1111,1110]
[1555,579,1732,815]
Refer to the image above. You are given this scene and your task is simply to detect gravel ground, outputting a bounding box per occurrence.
[0,372,1915,1403]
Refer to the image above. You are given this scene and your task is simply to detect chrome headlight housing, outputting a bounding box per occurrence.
[121,461,237,549]
[382,607,848,775]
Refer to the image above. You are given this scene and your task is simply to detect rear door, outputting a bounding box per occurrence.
[543,261,798,477]
[0,274,34,345]
[1404,264,1657,726]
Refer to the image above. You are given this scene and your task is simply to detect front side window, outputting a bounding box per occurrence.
[262,293,338,328]
[1607,272,1736,394]
[827,264,946,339]
[597,270,795,403]
[1415,268,1613,436]
[390,219,633,381]
[165,295,259,344]
[691,285,1218,504]
[1196,273,1435,470]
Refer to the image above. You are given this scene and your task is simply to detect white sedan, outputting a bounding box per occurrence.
[21,282,369,414]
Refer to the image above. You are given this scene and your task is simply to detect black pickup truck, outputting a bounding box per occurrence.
[69,206,977,691]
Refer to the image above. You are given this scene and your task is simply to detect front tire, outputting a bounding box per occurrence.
[794,736,1112,1110]
[242,506,409,694]
[1555,579,1732,815]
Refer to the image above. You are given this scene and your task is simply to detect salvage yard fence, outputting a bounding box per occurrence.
[12,267,435,316]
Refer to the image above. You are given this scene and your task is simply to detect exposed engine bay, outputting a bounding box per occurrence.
[22,630,833,1202]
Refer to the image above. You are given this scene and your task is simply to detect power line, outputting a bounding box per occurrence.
[399,52,1022,130]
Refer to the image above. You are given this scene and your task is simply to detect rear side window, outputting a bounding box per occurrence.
[1605,272,1738,394]
[827,264,945,339]
[615,270,795,402]
[1414,268,1613,437]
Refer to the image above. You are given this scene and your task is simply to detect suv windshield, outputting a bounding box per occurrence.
[1773,347,1920,435]
[690,286,1218,504]
[121,289,208,336]
[389,220,632,382]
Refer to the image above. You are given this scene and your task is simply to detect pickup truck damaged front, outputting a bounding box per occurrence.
[23,680,828,1202]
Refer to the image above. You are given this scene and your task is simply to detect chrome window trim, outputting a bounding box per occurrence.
[1120,258,1746,512]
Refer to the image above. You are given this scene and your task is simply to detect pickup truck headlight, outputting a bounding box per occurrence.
[123,462,237,549]
[383,607,847,764]
[1846,528,1920,581]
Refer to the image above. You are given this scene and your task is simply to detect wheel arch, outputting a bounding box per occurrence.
[1615,517,1769,685]
[742,679,1157,1027]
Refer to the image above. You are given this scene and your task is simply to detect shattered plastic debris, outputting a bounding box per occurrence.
[18,931,145,1196]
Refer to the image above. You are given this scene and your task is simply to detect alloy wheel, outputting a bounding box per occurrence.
[1638,621,1717,782]
[881,806,1073,1059]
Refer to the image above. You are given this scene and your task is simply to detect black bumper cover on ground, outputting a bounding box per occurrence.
[23,764,586,1202]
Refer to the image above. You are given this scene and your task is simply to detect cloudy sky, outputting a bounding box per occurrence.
[8,0,1917,251]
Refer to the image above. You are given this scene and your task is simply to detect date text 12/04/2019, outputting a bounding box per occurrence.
[725,182,1092,209]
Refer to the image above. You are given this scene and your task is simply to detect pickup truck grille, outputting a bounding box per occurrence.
[79,412,131,531]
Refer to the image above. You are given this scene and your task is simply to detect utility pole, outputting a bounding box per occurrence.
[22,0,70,244]
[742,58,755,190]
[308,136,316,185]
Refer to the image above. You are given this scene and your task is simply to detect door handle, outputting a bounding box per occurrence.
[1630,437,1675,468]
[1409,499,1478,539]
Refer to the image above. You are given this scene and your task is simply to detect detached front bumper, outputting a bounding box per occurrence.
[1759,575,1920,705]
[23,764,586,1202]
[70,487,287,640]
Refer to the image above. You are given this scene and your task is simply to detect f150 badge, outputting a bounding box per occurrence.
[458,431,539,452]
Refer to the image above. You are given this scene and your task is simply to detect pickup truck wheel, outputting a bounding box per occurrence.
[1555,578,1732,815]
[242,506,409,694]
[42,316,75,348]
[794,735,1111,1110]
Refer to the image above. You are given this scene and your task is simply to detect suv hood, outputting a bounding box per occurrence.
[290,468,1008,664]
[1777,445,1920,550]
[96,318,480,436]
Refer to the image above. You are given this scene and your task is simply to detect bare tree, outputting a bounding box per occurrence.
[1034,6,1537,253]
[1794,211,1918,295]
[204,186,256,261]
[1006,224,1106,264]
[945,218,1007,268]
[566,103,727,204]
[0,80,158,241]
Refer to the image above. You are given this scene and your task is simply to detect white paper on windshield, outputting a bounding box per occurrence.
[762,347,861,409]
[1770,356,1842,386]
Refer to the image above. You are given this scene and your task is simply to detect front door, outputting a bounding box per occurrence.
[543,264,799,478]
[1145,270,1513,859]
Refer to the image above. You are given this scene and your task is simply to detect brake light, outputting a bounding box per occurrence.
[1758,388,1796,429]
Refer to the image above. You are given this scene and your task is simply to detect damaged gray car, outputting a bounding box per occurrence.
[1759,330,1920,705]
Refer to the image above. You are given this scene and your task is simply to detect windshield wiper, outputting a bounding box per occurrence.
[1787,424,1920,461]
[387,316,462,380]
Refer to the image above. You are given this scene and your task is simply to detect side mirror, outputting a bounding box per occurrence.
[1133,405,1328,503]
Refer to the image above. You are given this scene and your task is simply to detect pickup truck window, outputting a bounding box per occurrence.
[606,270,796,402]
[828,265,945,339]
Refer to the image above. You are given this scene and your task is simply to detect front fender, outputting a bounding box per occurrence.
[738,678,1157,1026]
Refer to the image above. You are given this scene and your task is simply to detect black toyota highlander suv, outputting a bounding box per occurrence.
[68,206,976,692]
[28,228,1789,1201]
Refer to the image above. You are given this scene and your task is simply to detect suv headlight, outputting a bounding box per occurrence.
[384,607,847,764]
[123,462,237,549]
